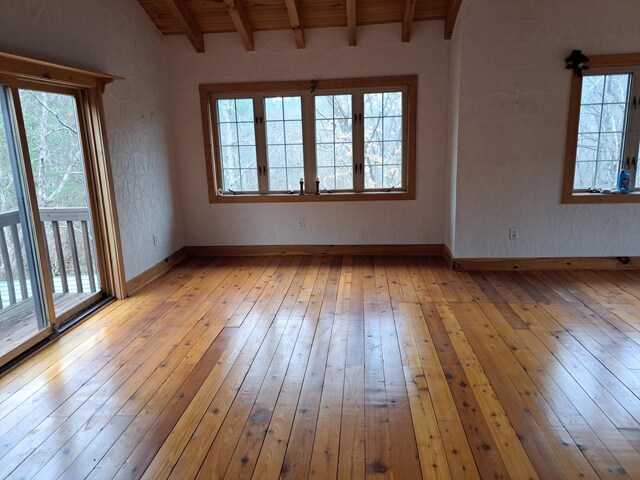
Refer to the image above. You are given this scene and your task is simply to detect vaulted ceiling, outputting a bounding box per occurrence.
[136,0,463,52]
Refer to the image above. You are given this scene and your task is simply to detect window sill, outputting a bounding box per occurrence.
[210,190,414,203]
[562,191,640,204]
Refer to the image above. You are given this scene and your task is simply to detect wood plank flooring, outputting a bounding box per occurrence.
[1,255,640,479]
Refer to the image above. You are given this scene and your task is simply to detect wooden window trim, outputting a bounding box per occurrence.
[0,50,127,298]
[200,76,417,203]
[562,52,640,204]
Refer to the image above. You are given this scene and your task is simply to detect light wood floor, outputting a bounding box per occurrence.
[1,255,640,479]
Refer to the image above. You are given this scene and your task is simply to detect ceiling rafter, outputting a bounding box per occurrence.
[140,0,466,48]
[445,0,463,39]
[346,0,357,46]
[222,0,255,51]
[163,0,205,53]
[284,0,305,49]
[401,0,417,42]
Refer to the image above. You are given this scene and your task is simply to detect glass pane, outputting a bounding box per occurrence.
[216,99,258,192]
[576,134,598,162]
[264,97,283,121]
[574,73,631,190]
[601,104,626,132]
[597,133,623,161]
[578,104,602,133]
[364,91,403,189]
[283,97,302,120]
[269,168,287,191]
[604,74,630,103]
[19,89,103,320]
[0,87,48,356]
[580,75,604,105]
[595,161,619,189]
[268,145,286,168]
[574,162,596,189]
[265,97,303,192]
[314,94,353,190]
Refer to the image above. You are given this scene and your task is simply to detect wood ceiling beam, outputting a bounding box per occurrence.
[223,0,255,51]
[444,0,463,39]
[284,0,305,49]
[401,0,416,42]
[346,0,357,46]
[163,0,205,53]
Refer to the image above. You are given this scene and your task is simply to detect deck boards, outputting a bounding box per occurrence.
[1,256,640,479]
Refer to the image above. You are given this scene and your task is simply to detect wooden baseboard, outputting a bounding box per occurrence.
[126,247,188,296]
[187,244,444,257]
[450,255,640,271]
[125,245,637,289]
[442,244,454,269]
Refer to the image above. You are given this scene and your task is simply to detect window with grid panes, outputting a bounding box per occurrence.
[201,76,416,203]
[563,54,640,203]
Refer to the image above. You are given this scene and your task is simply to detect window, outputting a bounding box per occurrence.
[200,76,417,202]
[563,53,640,203]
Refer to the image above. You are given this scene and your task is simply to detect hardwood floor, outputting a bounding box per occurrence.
[0,255,639,479]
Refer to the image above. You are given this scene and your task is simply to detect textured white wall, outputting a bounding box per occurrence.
[451,0,640,258]
[444,8,463,253]
[0,0,185,279]
[167,23,449,246]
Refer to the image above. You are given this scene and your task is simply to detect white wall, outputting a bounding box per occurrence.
[450,0,640,258]
[0,0,185,279]
[444,5,464,253]
[167,23,449,246]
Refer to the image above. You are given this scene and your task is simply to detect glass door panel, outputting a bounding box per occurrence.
[0,87,49,358]
[18,89,102,322]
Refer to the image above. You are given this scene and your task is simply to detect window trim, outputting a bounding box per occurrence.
[0,50,127,299]
[200,76,417,203]
[563,52,640,204]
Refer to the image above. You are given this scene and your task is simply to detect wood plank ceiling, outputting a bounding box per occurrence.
[137,0,463,52]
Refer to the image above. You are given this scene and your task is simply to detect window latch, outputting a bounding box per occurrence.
[627,157,631,169]
[633,157,637,168]
[634,97,637,109]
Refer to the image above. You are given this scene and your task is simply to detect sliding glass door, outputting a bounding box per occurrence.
[0,82,106,362]
[0,87,49,358]
[19,88,103,321]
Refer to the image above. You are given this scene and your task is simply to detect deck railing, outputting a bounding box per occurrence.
[0,208,98,309]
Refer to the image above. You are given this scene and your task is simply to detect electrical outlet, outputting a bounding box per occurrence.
[508,227,519,240]
[152,234,158,246]
[297,219,305,230]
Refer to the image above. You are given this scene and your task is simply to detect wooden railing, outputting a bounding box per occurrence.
[0,208,98,309]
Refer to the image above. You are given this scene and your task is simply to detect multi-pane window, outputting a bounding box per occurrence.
[202,77,416,202]
[265,96,304,192]
[564,56,640,203]
[216,99,258,192]
[575,73,631,190]
[315,94,353,190]
[364,92,404,189]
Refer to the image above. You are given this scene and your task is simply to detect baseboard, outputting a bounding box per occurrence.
[442,244,454,269]
[450,255,639,271]
[187,244,444,257]
[125,246,637,289]
[126,247,188,296]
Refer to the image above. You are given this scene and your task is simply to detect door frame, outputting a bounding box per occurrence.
[0,51,126,362]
